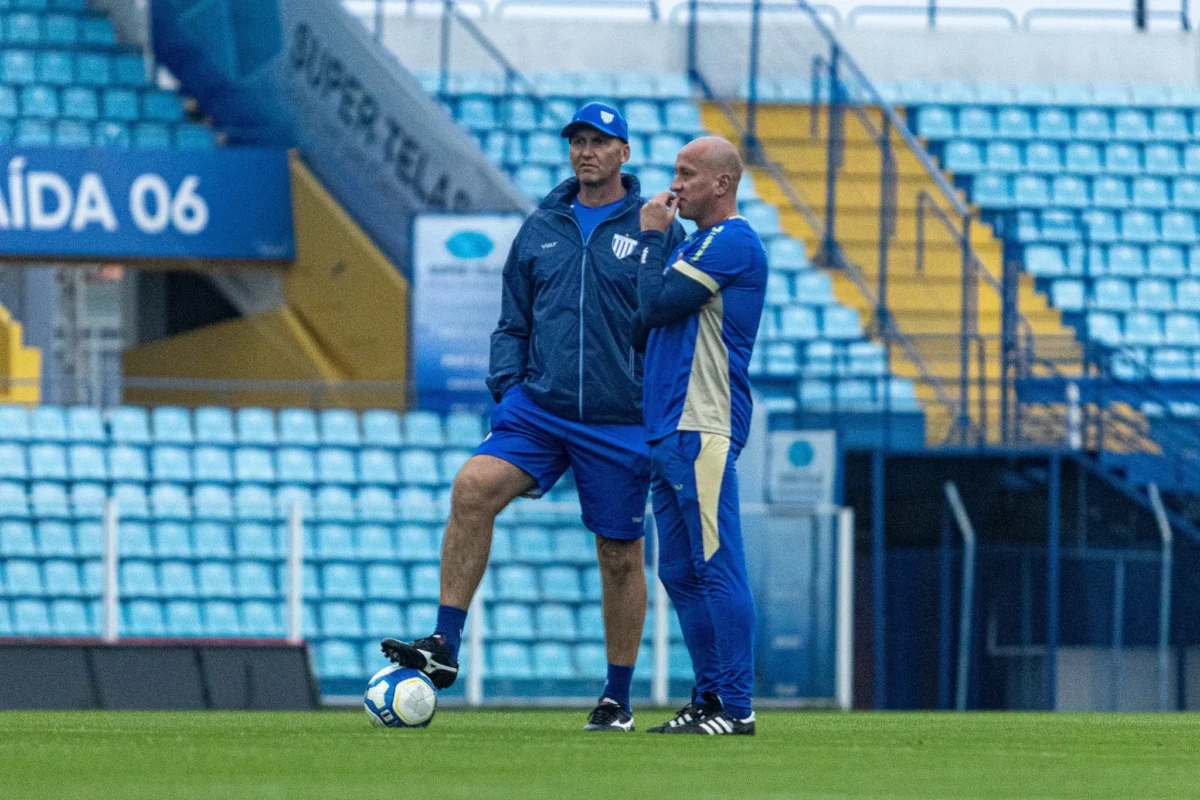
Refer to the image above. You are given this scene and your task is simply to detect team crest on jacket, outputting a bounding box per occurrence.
[611,233,638,259]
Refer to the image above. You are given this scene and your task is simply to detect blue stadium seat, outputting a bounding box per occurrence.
[397,487,438,523]
[148,407,191,444]
[109,406,150,445]
[120,561,157,598]
[141,89,182,122]
[1106,244,1143,276]
[573,642,607,679]
[75,521,102,559]
[321,602,363,638]
[153,522,191,558]
[1154,109,1191,141]
[1137,279,1175,310]
[957,107,994,138]
[0,87,15,122]
[277,409,318,447]
[29,406,68,442]
[408,564,440,601]
[1051,280,1084,311]
[75,52,109,86]
[194,484,234,521]
[971,174,1010,207]
[61,86,97,119]
[80,16,115,46]
[193,447,233,484]
[236,408,276,446]
[1151,348,1193,380]
[43,559,82,597]
[1040,108,1075,139]
[493,603,535,641]
[0,405,30,441]
[159,561,197,598]
[150,483,190,520]
[1094,279,1133,310]
[164,601,203,636]
[394,525,437,561]
[272,448,312,485]
[123,600,163,636]
[365,563,407,601]
[93,120,128,147]
[1163,211,1198,244]
[1113,109,1150,140]
[1133,177,1170,209]
[636,165,672,195]
[195,407,235,445]
[513,527,553,564]
[1165,313,1200,345]
[1065,142,1102,174]
[2,50,37,84]
[536,604,577,641]
[0,444,27,481]
[150,446,191,483]
[495,565,539,601]
[514,164,552,200]
[235,485,275,521]
[36,520,73,557]
[196,561,235,599]
[32,481,70,519]
[192,521,231,559]
[1124,311,1164,345]
[241,601,280,636]
[399,449,439,486]
[234,561,275,599]
[984,141,1021,172]
[234,447,275,484]
[766,238,808,271]
[1075,108,1111,139]
[361,409,402,448]
[1177,280,1200,309]
[1121,210,1158,243]
[110,52,147,86]
[356,449,397,486]
[174,122,216,149]
[0,481,29,518]
[488,642,533,679]
[364,601,403,639]
[996,107,1033,139]
[354,487,394,524]
[916,106,954,139]
[29,444,66,481]
[315,523,355,561]
[582,567,603,601]
[0,521,35,556]
[317,448,356,485]
[5,558,43,596]
[108,446,147,483]
[1147,144,1182,176]
[318,409,360,448]
[204,600,241,636]
[322,563,364,600]
[50,599,90,635]
[444,412,483,448]
[315,486,355,522]
[235,523,277,559]
[541,566,581,603]
[1013,174,1049,207]
[117,521,153,558]
[353,525,391,561]
[317,640,361,678]
[101,87,139,121]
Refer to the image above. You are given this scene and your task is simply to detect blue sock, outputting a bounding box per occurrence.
[434,604,468,660]
[602,664,635,713]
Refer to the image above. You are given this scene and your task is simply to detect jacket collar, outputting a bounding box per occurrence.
[540,172,643,219]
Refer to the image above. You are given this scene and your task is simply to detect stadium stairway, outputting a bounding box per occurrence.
[700,102,1118,446]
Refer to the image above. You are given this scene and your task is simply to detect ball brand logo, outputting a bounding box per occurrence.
[600,110,615,124]
[445,230,494,259]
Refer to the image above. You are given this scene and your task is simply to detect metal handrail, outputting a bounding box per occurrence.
[1023,7,1191,31]
[846,4,1018,28]
[495,0,662,19]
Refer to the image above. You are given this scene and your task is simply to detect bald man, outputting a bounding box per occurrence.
[634,137,767,735]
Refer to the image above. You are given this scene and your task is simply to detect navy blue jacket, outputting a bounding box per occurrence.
[487,174,686,424]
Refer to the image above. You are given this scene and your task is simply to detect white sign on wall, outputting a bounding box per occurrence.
[767,430,837,509]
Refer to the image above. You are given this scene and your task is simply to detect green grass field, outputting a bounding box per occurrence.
[1,709,1197,799]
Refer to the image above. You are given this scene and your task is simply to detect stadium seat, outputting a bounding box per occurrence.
[0,444,27,481]
[194,447,233,483]
[241,601,281,636]
[159,562,197,599]
[574,642,607,679]
[322,563,364,600]
[365,563,407,601]
[50,599,91,636]
[357,449,398,486]
[234,561,276,599]
[278,409,318,447]
[493,603,536,640]
[355,487,395,524]
[120,561,158,598]
[153,522,192,559]
[400,449,439,486]
[150,407,192,444]
[194,485,234,521]
[364,601,406,641]
[397,487,438,523]
[321,602,363,638]
[197,562,235,599]
[536,604,577,641]
[165,600,203,636]
[276,448,315,484]
[195,407,236,444]
[235,485,276,521]
[318,640,362,678]
[317,409,360,448]
[489,642,533,679]
[0,481,29,518]
[31,482,70,519]
[152,483,193,522]
[317,449,356,485]
[395,525,439,561]
[540,566,581,603]
[360,410,402,447]
[495,565,539,601]
[408,564,440,601]
[356,525,394,561]
[118,521,154,558]
[0,406,31,441]
[151,447,191,483]
[204,601,241,636]
[236,408,276,445]
[109,446,148,482]
[36,520,74,557]
[235,522,277,559]
[533,643,576,678]
[109,407,150,445]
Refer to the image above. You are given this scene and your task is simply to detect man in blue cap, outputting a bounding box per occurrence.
[383,102,686,732]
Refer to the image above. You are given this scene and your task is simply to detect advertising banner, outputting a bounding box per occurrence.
[412,213,523,412]
[767,430,837,509]
[0,146,294,262]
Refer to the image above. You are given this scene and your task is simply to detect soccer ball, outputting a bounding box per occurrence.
[363,666,437,728]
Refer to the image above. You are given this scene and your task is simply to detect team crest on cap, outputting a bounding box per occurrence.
[612,233,638,259]
[600,110,615,124]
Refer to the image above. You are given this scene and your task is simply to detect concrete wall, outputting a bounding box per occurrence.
[1055,647,1200,712]
[356,12,1200,87]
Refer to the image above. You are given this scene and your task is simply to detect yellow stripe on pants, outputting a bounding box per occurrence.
[695,432,731,561]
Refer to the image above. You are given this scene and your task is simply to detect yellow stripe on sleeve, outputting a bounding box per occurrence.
[671,260,720,295]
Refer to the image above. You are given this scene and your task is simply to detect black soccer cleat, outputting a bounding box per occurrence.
[583,698,634,732]
[646,691,722,734]
[380,634,459,690]
[663,710,756,736]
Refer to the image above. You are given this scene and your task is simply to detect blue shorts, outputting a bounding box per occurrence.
[475,385,650,540]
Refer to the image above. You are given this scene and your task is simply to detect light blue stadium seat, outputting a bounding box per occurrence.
[364,601,403,638]
[399,451,440,491]
[4,557,43,596]
[493,603,535,641]
[195,407,235,445]
[150,446,190,483]
[147,409,191,448]
[395,525,438,561]
[1164,313,1200,346]
[1065,142,1102,174]
[1049,176,1086,209]
[1074,108,1110,140]
[573,642,607,680]
[1113,109,1150,140]
[111,52,147,86]
[407,563,439,601]
[1136,279,1174,310]
[241,601,280,636]
[234,522,277,559]
[124,600,163,636]
[315,486,355,523]
[64,446,102,486]
[1085,312,1123,345]
[541,566,581,603]
[971,174,1010,207]
[1013,174,1049,207]
[1163,211,1198,244]
[996,107,1033,139]
[159,561,197,599]
[30,482,68,520]
[1079,209,1115,243]
[165,600,203,636]
[356,525,394,561]
[75,51,109,85]
[233,447,274,484]
[527,131,564,164]
[36,520,73,557]
[15,117,51,145]
[277,448,315,484]
[320,562,363,600]
[313,448,354,485]
[635,165,672,196]
[495,565,538,602]
[0,443,27,481]
[366,563,407,601]
[1147,245,1185,277]
[61,85,98,120]
[444,412,483,448]
[514,164,553,200]
[174,122,216,149]
[533,642,576,678]
[916,106,954,139]
[1154,109,1191,141]
[1176,280,1200,309]
[621,99,661,135]
[534,603,577,642]
[511,526,552,564]
[1104,142,1141,175]
[1132,177,1169,209]
[43,559,82,597]
[234,561,275,599]
[236,408,276,446]
[191,521,231,559]
[66,483,101,521]
[402,411,442,448]
[664,100,704,134]
[318,409,360,448]
[647,132,684,167]
[107,446,147,483]
[488,642,533,679]
[193,485,235,522]
[150,483,191,521]
[1173,178,1200,211]
[360,409,402,448]
[118,560,157,598]
[79,15,115,46]
[277,409,318,447]
[766,237,807,271]
[53,119,89,146]
[101,87,138,121]
[19,84,57,119]
[1107,244,1145,276]
[577,604,604,641]
[1147,144,1182,176]
[320,602,363,638]
[109,406,150,445]
[657,74,692,101]
[668,643,694,680]
[822,306,863,340]
[456,97,496,130]
[204,600,241,636]
[275,485,314,521]
[778,307,819,340]
[141,89,181,122]
[438,449,470,485]
[1151,348,1193,380]
[1120,210,1157,243]
[197,561,235,599]
[0,520,35,557]
[799,379,834,409]
[1094,278,1133,310]
[235,485,274,521]
[956,107,993,138]
[1,49,36,84]
[1051,280,1085,311]
[943,140,981,173]
[500,97,538,132]
[153,522,191,558]
[397,487,438,523]
[355,487,395,524]
[983,140,1021,172]
[93,120,128,146]
[1124,311,1164,345]
[357,449,398,486]
[117,521,153,558]
[0,480,29,518]
[50,599,90,635]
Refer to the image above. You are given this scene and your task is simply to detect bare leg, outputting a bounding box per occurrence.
[439,455,537,610]
[595,535,647,666]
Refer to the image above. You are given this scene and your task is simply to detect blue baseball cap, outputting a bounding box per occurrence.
[560,101,629,142]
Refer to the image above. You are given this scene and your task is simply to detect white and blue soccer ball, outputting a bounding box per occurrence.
[363,666,437,728]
